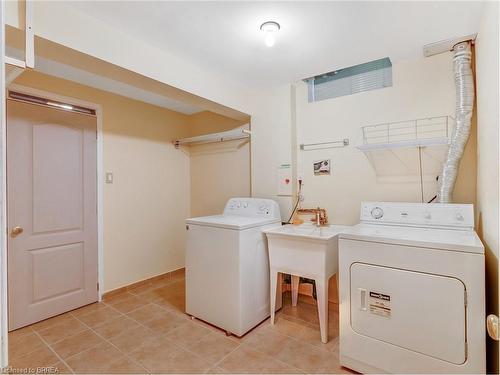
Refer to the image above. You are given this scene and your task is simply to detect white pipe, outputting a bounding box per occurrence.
[437,41,475,203]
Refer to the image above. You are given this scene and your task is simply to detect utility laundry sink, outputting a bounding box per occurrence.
[264,223,350,343]
[265,223,350,241]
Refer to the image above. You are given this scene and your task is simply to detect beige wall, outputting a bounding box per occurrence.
[187,112,251,217]
[190,138,251,217]
[251,85,295,220]
[13,71,192,292]
[476,2,499,372]
[10,70,252,292]
[187,111,248,137]
[294,53,477,225]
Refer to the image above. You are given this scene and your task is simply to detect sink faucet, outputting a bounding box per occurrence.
[315,210,321,227]
[296,207,328,227]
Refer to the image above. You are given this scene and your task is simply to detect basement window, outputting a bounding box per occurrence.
[305,57,392,102]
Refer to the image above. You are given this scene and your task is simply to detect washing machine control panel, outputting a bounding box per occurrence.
[370,207,384,219]
[360,202,474,229]
[224,198,281,220]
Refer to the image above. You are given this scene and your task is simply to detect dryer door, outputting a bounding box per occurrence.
[350,263,466,364]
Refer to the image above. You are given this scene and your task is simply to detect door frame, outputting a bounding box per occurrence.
[5,84,105,302]
[1,0,7,367]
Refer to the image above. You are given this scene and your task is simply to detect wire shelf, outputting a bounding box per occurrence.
[357,116,453,151]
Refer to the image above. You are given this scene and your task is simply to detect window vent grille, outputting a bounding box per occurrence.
[305,57,392,102]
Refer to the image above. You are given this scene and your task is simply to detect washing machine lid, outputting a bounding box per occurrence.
[186,215,281,230]
[339,223,484,254]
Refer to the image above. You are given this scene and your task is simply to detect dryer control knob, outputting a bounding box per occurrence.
[371,207,384,219]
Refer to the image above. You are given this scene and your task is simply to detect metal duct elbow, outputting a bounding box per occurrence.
[437,41,475,203]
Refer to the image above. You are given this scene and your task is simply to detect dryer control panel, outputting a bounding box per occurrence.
[224,198,281,220]
[360,201,474,230]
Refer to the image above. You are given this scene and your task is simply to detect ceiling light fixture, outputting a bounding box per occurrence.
[260,21,280,47]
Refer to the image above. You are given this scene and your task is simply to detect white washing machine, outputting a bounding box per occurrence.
[185,197,281,336]
[338,202,485,374]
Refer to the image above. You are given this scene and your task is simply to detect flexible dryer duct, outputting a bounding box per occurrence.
[437,41,475,203]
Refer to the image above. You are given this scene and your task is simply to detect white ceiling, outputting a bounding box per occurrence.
[69,1,485,88]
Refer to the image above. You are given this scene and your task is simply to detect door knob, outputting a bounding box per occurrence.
[487,314,499,341]
[11,226,23,237]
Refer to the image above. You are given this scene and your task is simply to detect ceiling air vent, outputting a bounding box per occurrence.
[304,57,392,103]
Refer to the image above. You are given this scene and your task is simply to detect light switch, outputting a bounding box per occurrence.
[105,172,113,184]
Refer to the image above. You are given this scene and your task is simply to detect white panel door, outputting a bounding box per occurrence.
[350,262,466,364]
[7,100,98,330]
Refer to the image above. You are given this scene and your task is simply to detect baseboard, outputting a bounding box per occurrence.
[102,267,185,298]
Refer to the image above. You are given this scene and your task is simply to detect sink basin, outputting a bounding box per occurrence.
[264,223,350,241]
[263,223,350,277]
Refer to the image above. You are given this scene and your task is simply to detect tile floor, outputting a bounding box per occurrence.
[7,273,353,374]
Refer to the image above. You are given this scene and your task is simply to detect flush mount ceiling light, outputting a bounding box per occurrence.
[260,21,280,47]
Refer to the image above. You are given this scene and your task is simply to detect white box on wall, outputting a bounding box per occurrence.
[277,164,292,196]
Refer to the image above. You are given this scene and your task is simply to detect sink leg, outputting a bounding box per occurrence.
[276,272,283,310]
[270,269,278,325]
[291,275,300,307]
[316,278,329,343]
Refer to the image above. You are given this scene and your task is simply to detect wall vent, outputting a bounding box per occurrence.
[304,57,392,102]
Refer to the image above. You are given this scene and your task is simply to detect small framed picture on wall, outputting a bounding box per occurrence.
[313,159,330,175]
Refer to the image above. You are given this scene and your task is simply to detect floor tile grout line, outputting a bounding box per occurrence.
[31,329,75,374]
[247,342,313,374]
[176,317,304,374]
[133,279,337,372]
[87,296,202,373]
[9,325,35,336]
[109,295,238,372]
[12,278,339,374]
[271,321,338,354]
[260,319,344,373]
[28,303,125,348]
[118,302,179,330]
[127,278,180,298]
[10,313,93,362]
[125,328,206,373]
[233,317,338,368]
[7,332,46,362]
[66,308,150,374]
[160,326,230,370]
[209,341,242,372]
[231,331,309,374]
[160,312,261,369]
[137,300,262,370]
